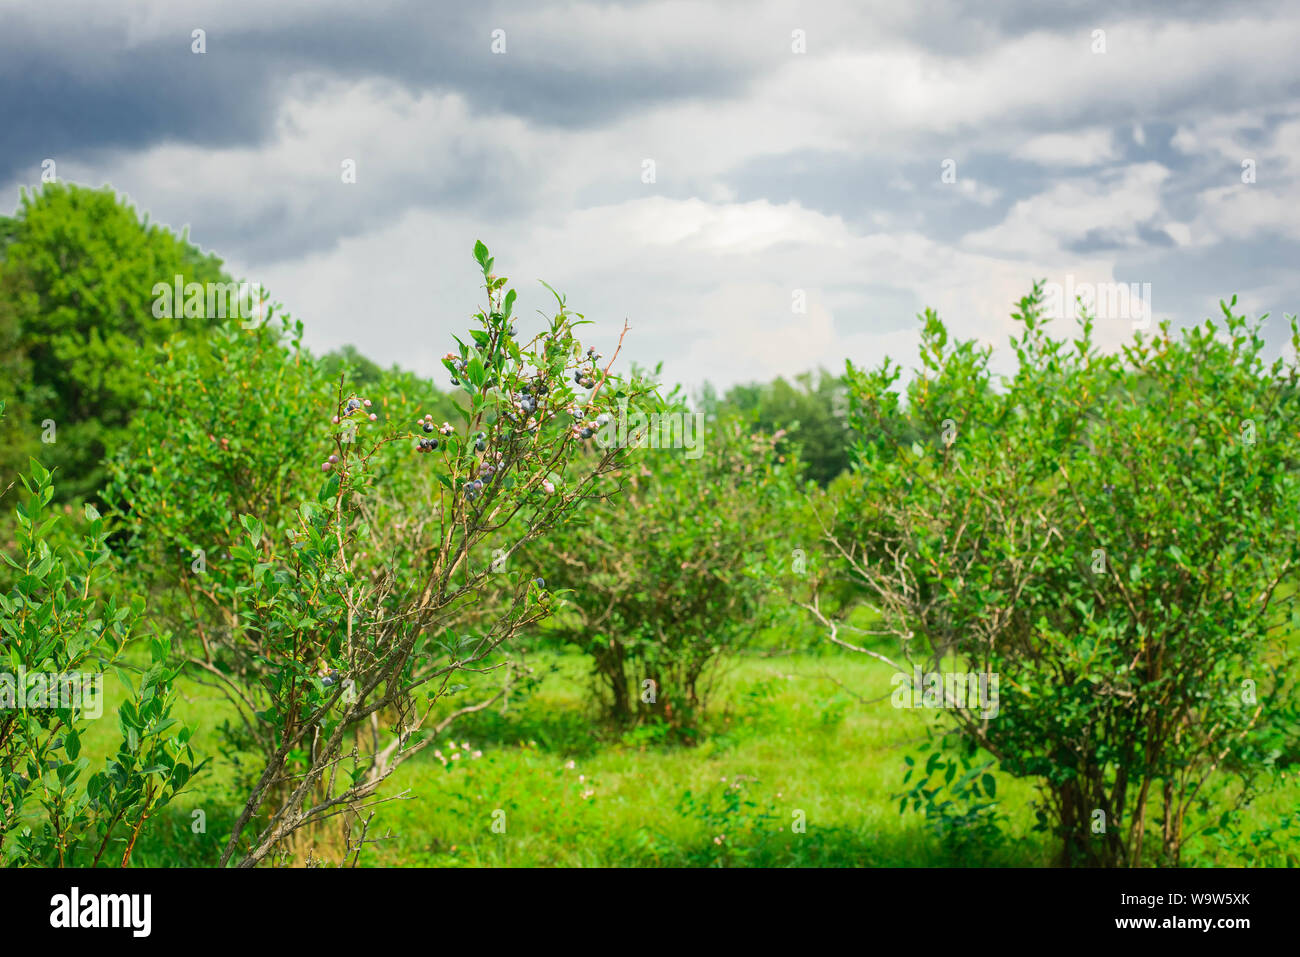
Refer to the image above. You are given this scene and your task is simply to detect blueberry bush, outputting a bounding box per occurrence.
[107,244,659,865]
[808,290,1300,865]
[532,406,808,732]
[0,428,200,866]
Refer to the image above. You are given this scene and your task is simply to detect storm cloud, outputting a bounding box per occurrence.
[4,0,1299,391]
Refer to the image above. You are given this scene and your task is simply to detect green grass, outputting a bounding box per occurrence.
[68,641,1297,868]
[359,650,1052,866]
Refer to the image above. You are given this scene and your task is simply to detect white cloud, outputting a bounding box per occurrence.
[1014,129,1118,167]
[963,163,1171,257]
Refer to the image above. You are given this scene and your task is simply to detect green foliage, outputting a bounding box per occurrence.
[534,412,808,730]
[896,731,1007,860]
[819,288,1300,866]
[0,183,229,499]
[704,369,853,486]
[0,456,200,866]
[671,776,780,865]
[7,185,1295,872]
[106,243,660,865]
[1192,808,1299,867]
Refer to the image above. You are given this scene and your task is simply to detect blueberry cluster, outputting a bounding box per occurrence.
[569,348,602,388]
[512,390,539,416]
[415,415,443,454]
[444,353,468,386]
[332,396,377,424]
[566,411,611,441]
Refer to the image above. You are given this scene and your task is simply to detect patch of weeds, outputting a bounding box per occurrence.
[895,731,1007,863]
[1190,807,1300,867]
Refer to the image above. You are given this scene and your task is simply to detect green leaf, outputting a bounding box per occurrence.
[982,774,996,798]
[318,474,339,504]
[240,514,263,547]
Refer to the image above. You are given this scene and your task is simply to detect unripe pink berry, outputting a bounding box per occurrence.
[369,413,377,421]
[321,462,332,471]
[363,398,372,407]
[332,415,341,424]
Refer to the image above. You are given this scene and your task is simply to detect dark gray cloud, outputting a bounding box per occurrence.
[0,1,750,187]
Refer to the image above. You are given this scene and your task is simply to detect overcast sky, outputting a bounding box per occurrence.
[4,0,1299,394]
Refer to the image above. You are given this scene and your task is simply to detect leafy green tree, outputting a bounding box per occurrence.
[810,290,1300,866]
[0,183,228,500]
[706,369,853,486]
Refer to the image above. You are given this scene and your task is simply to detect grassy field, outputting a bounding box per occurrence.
[73,642,1296,868]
